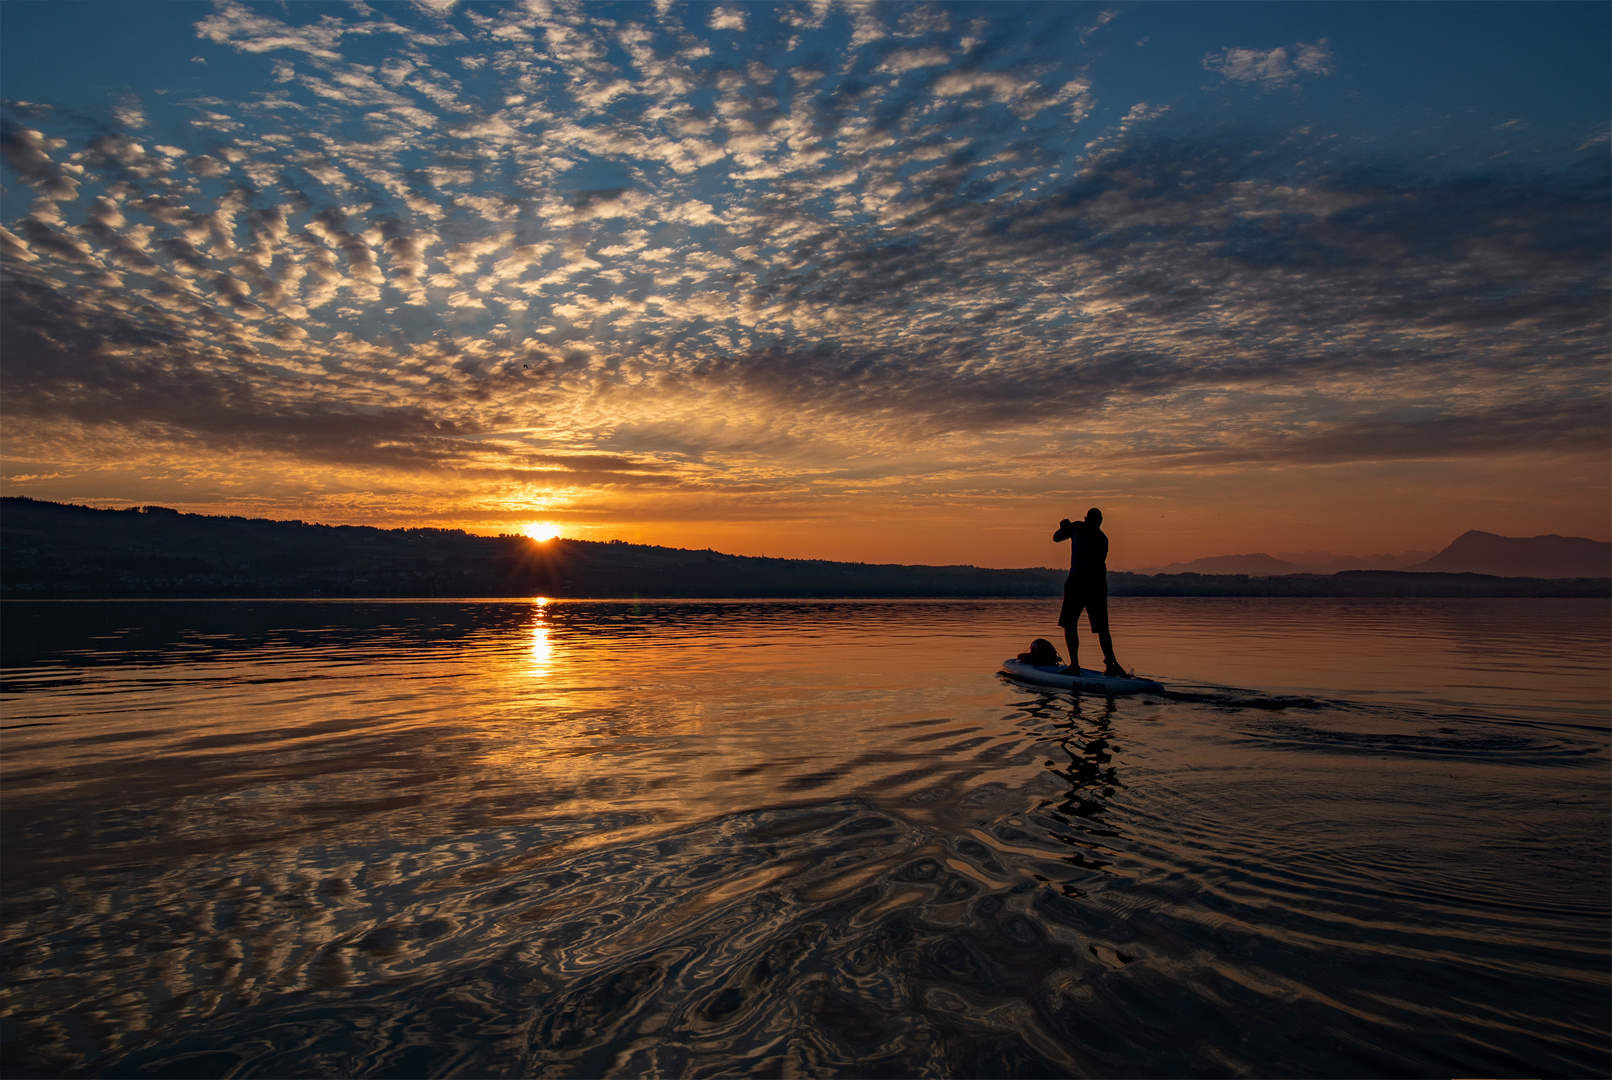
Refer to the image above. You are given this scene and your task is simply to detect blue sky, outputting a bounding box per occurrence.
[2,2,1607,566]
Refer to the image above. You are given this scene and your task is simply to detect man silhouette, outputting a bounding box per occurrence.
[1054,507,1128,677]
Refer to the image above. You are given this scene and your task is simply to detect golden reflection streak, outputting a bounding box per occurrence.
[528,597,553,676]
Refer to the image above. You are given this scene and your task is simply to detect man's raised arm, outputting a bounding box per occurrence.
[1053,518,1074,542]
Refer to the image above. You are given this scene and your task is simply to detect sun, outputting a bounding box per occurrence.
[523,523,561,542]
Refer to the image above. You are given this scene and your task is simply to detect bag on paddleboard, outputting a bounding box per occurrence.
[1016,638,1063,665]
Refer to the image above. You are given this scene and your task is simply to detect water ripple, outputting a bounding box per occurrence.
[2,598,1606,1078]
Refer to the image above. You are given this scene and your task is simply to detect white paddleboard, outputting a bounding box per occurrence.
[1000,658,1164,695]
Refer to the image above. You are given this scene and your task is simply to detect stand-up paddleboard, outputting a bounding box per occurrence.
[1000,659,1164,695]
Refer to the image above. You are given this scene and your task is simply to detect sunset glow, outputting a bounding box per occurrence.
[1,2,1606,567]
[528,604,553,675]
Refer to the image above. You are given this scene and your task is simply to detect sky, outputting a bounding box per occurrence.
[2,0,1607,569]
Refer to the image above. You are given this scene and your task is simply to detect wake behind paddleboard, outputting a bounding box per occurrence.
[1000,658,1164,695]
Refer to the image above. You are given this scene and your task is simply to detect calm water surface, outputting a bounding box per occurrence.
[2,597,1608,1078]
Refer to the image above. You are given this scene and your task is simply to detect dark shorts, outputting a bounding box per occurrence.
[1058,586,1109,634]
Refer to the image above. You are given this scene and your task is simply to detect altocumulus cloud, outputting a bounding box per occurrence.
[0,0,1606,527]
[1203,40,1334,85]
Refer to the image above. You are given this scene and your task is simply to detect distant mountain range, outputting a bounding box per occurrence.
[1406,530,1611,578]
[1134,531,1607,579]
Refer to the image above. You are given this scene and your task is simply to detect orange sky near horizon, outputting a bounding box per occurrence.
[17,444,1607,571]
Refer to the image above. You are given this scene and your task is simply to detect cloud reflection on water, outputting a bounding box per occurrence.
[0,598,1606,1077]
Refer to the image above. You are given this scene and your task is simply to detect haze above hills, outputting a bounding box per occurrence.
[1130,532,1609,579]
[1129,551,1435,576]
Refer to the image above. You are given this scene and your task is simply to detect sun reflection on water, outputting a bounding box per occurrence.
[528,597,552,675]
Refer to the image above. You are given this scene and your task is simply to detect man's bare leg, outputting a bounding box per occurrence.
[1063,628,1080,673]
[1096,629,1126,676]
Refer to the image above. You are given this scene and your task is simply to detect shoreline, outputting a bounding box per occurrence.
[4,578,1608,601]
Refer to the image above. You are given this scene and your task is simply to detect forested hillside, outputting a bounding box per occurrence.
[0,498,1063,599]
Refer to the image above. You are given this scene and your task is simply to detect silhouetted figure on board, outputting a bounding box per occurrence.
[1054,507,1128,677]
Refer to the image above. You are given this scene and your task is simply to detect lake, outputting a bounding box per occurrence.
[2,597,1607,1078]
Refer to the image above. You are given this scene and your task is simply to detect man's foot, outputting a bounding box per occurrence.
[1103,661,1130,678]
[1059,664,1082,675]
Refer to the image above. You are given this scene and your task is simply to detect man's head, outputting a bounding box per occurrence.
[1085,507,1102,525]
